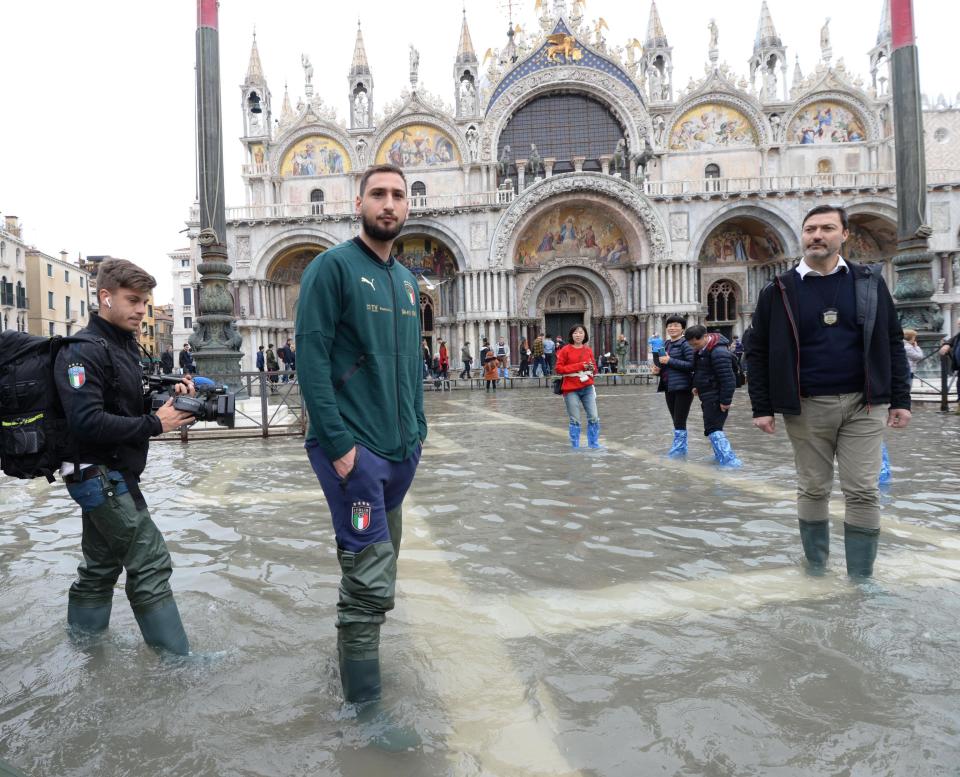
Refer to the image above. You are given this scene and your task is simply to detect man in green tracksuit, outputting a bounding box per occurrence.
[296,164,427,707]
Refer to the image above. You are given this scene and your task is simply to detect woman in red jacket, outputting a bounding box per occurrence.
[555,325,602,448]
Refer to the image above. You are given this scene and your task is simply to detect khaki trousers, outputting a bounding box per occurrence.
[782,393,887,530]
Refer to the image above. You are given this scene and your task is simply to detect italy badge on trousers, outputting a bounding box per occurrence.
[351,501,371,532]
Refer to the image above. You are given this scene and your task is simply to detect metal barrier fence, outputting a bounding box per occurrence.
[159,357,957,443]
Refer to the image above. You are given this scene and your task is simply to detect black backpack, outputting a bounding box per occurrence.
[0,332,116,481]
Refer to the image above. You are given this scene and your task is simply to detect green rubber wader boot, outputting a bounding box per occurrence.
[338,622,382,703]
[386,505,403,559]
[844,524,879,578]
[798,519,830,571]
[134,598,190,656]
[67,601,113,635]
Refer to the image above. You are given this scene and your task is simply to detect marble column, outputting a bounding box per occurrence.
[573,156,586,172]
[544,157,555,177]
[516,160,527,192]
[599,155,612,175]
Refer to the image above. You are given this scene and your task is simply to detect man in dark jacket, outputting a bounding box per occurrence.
[55,259,197,654]
[747,204,911,577]
[938,318,960,410]
[178,343,195,375]
[685,325,742,467]
[159,345,174,375]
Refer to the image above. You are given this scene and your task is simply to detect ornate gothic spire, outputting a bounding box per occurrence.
[457,11,477,64]
[245,31,265,85]
[645,1,668,49]
[754,0,782,52]
[792,55,804,88]
[280,82,293,122]
[350,21,370,76]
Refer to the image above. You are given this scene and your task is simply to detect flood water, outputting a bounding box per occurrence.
[2,386,959,776]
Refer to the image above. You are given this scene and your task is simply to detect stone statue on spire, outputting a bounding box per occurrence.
[409,45,420,90]
[820,18,832,64]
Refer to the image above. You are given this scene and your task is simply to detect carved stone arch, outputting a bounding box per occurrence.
[520,258,623,318]
[841,195,898,224]
[369,111,470,169]
[491,171,669,269]
[252,227,339,281]
[664,92,770,149]
[270,123,360,176]
[537,274,605,323]
[782,91,880,143]
[401,218,470,272]
[691,202,800,262]
[481,68,654,164]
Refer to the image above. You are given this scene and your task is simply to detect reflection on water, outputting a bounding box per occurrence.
[1,388,959,776]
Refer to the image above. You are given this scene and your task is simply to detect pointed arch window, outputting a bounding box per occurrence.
[310,188,325,215]
[706,280,737,323]
[420,293,434,334]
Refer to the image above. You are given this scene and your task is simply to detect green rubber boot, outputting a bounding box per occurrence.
[134,598,190,656]
[798,519,830,572]
[844,524,879,578]
[67,601,112,635]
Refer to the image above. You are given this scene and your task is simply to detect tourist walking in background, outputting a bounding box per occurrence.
[652,314,695,457]
[494,336,510,381]
[256,344,265,374]
[518,337,531,377]
[747,204,911,578]
[531,334,546,377]
[478,338,491,371]
[421,338,431,380]
[543,333,556,375]
[555,325,602,449]
[438,339,449,381]
[938,318,960,411]
[903,329,923,379]
[265,343,280,393]
[483,351,500,391]
[615,332,628,372]
[160,344,175,375]
[460,341,473,379]
[685,325,742,468]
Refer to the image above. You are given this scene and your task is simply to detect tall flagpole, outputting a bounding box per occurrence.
[193,0,243,387]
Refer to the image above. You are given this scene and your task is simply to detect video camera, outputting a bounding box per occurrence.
[146,375,236,429]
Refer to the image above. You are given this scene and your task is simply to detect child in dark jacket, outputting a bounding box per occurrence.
[685,325,742,467]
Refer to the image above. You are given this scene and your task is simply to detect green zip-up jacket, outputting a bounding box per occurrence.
[296,237,427,463]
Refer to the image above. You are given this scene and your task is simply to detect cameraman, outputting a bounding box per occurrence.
[54,259,197,655]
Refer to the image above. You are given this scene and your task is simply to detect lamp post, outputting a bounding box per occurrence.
[889,0,943,365]
[192,0,244,388]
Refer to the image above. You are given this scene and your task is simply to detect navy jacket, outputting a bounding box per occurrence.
[54,313,161,478]
[256,350,265,370]
[656,337,694,393]
[747,262,910,416]
[692,334,737,406]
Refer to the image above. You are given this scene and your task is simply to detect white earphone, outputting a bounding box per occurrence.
[105,297,112,308]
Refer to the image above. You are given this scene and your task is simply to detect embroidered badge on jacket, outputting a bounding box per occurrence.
[67,364,86,390]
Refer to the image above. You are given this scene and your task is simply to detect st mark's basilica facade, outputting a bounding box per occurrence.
[171,0,960,367]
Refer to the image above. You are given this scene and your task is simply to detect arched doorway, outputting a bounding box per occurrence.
[543,284,587,342]
[266,243,327,320]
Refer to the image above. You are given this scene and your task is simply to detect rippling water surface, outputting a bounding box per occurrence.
[1,388,958,776]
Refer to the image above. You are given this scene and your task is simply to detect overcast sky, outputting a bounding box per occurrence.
[0,1,954,302]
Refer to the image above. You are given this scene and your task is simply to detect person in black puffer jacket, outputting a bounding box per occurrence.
[685,324,742,468]
[653,314,695,457]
